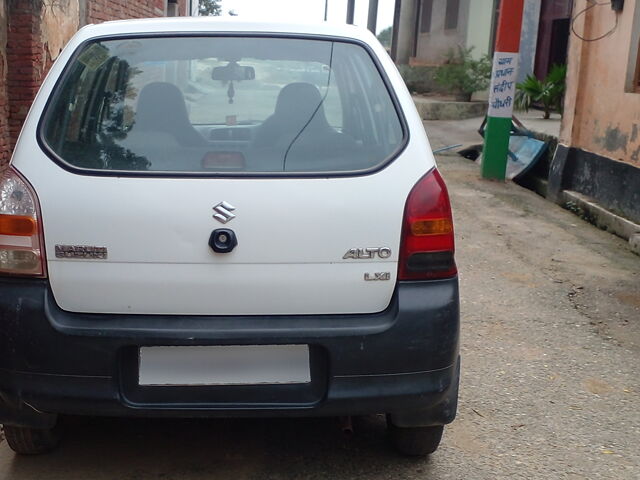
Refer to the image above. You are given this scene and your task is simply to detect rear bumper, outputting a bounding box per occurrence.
[0,277,459,428]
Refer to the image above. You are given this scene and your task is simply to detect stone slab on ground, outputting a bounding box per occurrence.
[413,96,487,121]
[414,95,561,137]
[562,190,640,255]
[630,234,640,255]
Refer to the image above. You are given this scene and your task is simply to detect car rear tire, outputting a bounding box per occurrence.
[2,424,59,455]
[387,422,444,456]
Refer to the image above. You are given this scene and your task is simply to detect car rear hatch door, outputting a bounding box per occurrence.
[22,34,424,315]
[37,172,413,315]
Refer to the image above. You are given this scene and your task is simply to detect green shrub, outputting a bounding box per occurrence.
[398,65,440,95]
[433,46,492,101]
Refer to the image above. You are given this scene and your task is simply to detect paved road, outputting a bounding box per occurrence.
[2,155,639,479]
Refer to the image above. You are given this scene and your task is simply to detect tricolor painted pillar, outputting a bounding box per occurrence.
[481,0,525,180]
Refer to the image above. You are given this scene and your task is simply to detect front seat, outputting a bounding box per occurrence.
[130,82,207,147]
[253,82,350,149]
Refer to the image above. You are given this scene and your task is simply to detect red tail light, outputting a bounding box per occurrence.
[0,167,47,277]
[398,169,457,280]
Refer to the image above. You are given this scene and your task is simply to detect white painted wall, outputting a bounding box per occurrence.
[466,0,494,59]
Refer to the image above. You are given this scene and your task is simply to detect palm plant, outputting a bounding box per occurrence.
[515,64,567,119]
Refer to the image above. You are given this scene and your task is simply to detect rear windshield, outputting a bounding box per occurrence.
[42,36,404,175]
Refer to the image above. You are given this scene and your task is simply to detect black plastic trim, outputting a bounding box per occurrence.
[0,277,459,427]
[118,345,329,409]
[36,32,410,179]
[43,286,397,339]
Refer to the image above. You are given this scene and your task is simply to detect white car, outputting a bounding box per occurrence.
[0,18,459,456]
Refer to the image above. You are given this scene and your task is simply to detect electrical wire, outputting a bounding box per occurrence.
[571,0,619,42]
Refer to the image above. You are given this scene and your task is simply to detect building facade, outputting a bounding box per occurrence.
[413,0,473,64]
[392,0,493,65]
[550,0,640,224]
[391,0,572,84]
[534,0,573,78]
[0,0,190,168]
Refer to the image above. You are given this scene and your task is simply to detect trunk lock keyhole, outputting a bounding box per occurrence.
[209,229,238,253]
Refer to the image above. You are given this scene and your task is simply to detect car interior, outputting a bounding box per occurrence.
[43,36,404,174]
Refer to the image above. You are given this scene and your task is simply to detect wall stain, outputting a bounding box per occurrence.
[42,0,79,61]
[596,126,628,154]
[631,124,639,143]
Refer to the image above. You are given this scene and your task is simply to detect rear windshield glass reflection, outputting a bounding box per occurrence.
[43,36,404,174]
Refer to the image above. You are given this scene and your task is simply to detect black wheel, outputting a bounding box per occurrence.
[2,424,60,455]
[387,422,444,456]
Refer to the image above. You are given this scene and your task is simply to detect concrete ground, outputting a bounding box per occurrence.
[515,110,562,137]
[423,110,561,153]
[1,126,639,479]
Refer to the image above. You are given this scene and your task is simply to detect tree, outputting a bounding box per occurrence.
[199,0,222,16]
[377,26,392,49]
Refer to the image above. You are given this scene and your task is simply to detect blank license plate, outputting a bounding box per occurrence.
[138,345,310,386]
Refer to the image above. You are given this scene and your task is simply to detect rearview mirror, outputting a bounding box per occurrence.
[211,63,256,82]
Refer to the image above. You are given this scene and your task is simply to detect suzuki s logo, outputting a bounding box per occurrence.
[343,247,392,260]
[213,201,236,224]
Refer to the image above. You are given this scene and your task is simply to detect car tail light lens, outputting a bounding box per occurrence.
[0,167,46,277]
[398,169,457,280]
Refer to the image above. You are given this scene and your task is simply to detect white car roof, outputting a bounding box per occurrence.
[76,17,379,44]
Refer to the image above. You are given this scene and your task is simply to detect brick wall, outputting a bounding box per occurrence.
[6,1,49,152]
[0,0,170,163]
[0,0,9,169]
[86,0,166,23]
